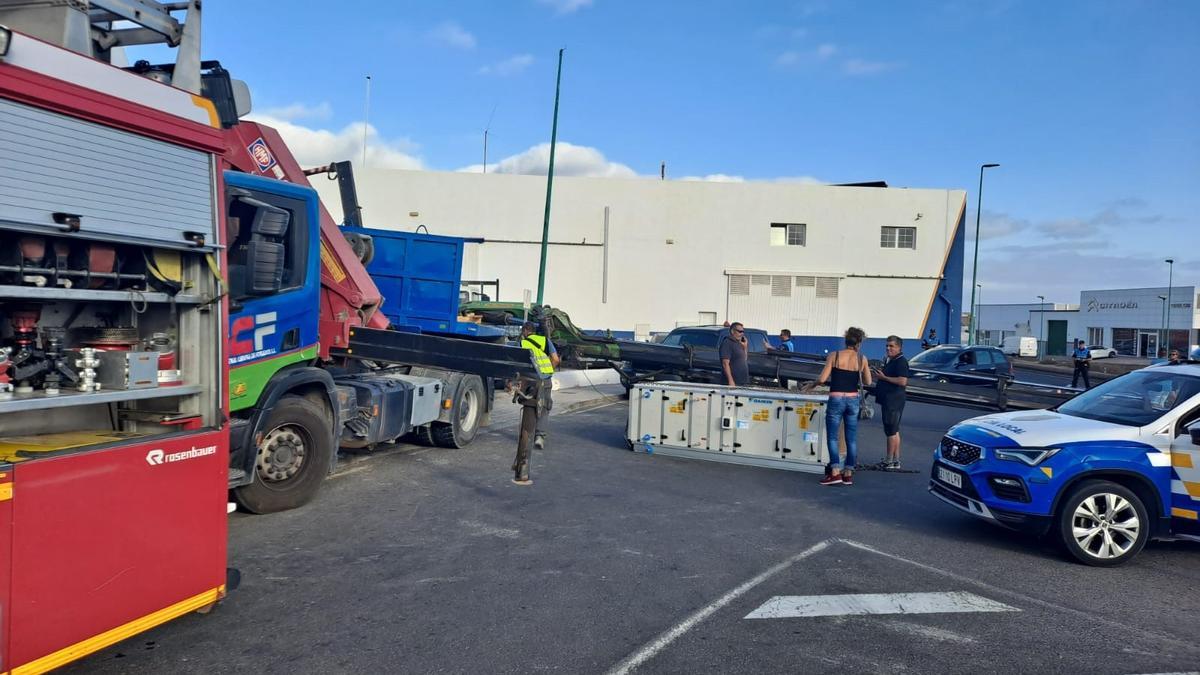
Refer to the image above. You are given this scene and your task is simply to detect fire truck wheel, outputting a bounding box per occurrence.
[432,375,485,448]
[235,395,334,514]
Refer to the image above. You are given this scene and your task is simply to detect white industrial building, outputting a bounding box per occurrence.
[975,286,1199,357]
[312,169,967,356]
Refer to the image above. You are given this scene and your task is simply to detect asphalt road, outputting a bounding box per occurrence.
[67,400,1200,675]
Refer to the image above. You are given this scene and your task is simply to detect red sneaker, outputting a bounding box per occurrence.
[841,474,853,486]
[819,474,843,486]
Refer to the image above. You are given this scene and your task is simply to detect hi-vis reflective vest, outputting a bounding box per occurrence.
[521,334,555,376]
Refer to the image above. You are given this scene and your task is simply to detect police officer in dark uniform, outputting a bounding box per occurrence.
[1071,339,1091,389]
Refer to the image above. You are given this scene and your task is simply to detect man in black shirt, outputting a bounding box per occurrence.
[720,322,750,387]
[871,335,910,470]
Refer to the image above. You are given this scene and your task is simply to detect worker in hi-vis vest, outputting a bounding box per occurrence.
[520,321,560,449]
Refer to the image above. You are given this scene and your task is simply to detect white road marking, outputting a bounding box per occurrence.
[838,539,1200,655]
[605,539,834,675]
[745,591,1018,619]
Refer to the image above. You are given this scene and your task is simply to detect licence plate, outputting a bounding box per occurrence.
[937,467,963,489]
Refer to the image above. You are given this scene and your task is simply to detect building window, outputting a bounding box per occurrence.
[815,277,839,299]
[880,226,916,249]
[770,223,806,246]
[729,274,750,296]
[771,276,792,297]
[1112,328,1135,356]
[1087,327,1103,346]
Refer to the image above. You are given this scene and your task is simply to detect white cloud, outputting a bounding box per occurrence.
[678,174,825,184]
[968,211,1030,241]
[478,54,535,76]
[776,51,802,66]
[680,174,746,182]
[1036,201,1165,240]
[458,142,636,178]
[258,102,334,122]
[537,0,593,14]
[777,44,840,67]
[842,58,902,76]
[773,175,824,184]
[247,114,425,170]
[428,21,476,49]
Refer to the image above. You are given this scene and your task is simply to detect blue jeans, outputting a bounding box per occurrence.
[825,395,860,471]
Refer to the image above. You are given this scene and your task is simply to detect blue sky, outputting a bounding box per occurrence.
[145,0,1199,305]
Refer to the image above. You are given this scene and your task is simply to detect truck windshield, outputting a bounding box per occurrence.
[1057,370,1200,427]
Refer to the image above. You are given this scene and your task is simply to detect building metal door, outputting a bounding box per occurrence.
[1138,332,1159,358]
[1047,320,1068,356]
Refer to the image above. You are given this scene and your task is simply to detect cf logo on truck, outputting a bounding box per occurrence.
[230,312,278,364]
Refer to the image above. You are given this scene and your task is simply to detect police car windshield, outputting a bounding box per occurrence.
[1057,370,1200,427]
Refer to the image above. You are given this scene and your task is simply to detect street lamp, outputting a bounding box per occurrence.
[1159,295,1168,354]
[976,283,983,345]
[967,163,1000,346]
[1037,295,1045,359]
[1165,258,1175,353]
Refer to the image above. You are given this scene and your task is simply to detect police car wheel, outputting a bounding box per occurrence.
[1056,480,1149,567]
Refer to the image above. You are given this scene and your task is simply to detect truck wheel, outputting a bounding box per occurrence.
[432,375,485,448]
[235,395,334,514]
[1056,480,1149,567]
[409,425,436,446]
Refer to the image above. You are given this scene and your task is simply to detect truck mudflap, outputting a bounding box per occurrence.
[336,328,539,381]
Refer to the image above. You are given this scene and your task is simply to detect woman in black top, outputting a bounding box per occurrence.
[815,327,871,486]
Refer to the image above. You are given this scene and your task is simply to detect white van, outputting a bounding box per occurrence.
[1001,336,1038,357]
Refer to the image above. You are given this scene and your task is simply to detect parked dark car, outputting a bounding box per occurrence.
[909,345,1014,384]
[660,325,773,353]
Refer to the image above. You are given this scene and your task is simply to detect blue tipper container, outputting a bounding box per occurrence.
[341,226,505,338]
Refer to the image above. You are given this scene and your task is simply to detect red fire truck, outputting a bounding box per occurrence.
[0,3,232,671]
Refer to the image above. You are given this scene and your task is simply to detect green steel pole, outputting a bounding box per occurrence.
[968,163,999,345]
[1165,258,1174,353]
[536,49,564,306]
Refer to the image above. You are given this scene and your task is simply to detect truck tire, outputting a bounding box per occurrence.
[432,375,485,448]
[1056,480,1149,567]
[409,425,436,446]
[235,395,334,514]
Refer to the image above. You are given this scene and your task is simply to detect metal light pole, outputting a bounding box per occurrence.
[1037,295,1045,359]
[1159,295,1168,353]
[967,163,1000,345]
[361,75,371,169]
[536,48,564,306]
[976,283,983,345]
[1165,258,1175,353]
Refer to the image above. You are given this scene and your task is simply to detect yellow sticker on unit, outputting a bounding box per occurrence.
[668,401,686,414]
[752,409,770,422]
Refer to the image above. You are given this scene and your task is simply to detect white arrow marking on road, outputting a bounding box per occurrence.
[745,591,1019,619]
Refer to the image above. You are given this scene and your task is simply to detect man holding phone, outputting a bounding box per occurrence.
[720,322,751,387]
[871,335,910,470]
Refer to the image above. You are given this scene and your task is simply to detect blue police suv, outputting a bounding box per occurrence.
[930,363,1200,566]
